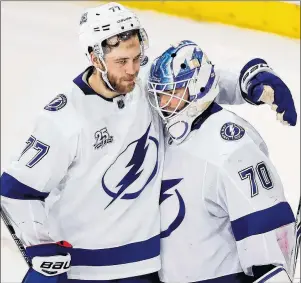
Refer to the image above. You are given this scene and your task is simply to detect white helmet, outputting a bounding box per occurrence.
[79,2,149,91]
[147,40,220,144]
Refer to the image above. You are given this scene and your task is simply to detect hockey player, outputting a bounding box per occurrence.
[0,3,297,283]
[147,40,297,283]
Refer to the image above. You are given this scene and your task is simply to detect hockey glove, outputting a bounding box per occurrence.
[239,58,297,126]
[22,241,72,283]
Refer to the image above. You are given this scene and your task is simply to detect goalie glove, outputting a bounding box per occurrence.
[239,58,297,126]
[22,241,72,283]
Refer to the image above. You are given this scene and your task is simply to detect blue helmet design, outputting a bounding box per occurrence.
[147,40,220,144]
[149,40,204,91]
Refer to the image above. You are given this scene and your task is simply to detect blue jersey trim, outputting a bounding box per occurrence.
[73,67,105,97]
[231,202,295,241]
[1,172,49,201]
[66,272,159,282]
[192,272,251,283]
[256,266,285,283]
[70,235,160,266]
[73,67,124,102]
[191,102,222,131]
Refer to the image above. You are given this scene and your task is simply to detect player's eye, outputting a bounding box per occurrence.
[116,59,127,65]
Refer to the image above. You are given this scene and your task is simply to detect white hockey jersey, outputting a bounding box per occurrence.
[1,61,249,280]
[1,64,164,280]
[159,103,296,283]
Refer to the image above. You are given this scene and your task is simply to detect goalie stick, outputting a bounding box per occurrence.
[1,207,32,267]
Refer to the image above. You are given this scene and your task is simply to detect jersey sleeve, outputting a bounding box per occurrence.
[218,140,295,276]
[215,67,245,105]
[1,109,78,246]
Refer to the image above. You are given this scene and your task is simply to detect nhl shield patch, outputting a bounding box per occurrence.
[44,94,67,111]
[220,122,245,141]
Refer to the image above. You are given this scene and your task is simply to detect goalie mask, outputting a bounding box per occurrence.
[79,2,149,92]
[147,40,220,144]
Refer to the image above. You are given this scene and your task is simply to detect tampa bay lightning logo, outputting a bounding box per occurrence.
[220,122,245,141]
[102,123,159,208]
[160,178,185,238]
[44,94,67,111]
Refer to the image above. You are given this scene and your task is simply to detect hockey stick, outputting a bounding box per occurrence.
[290,198,301,280]
[1,207,32,267]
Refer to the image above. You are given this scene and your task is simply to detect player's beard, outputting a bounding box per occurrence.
[107,72,138,94]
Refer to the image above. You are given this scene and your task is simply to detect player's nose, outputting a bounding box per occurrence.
[160,94,171,108]
[126,62,136,75]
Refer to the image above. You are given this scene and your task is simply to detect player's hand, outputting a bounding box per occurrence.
[22,241,72,283]
[239,58,297,126]
[248,72,297,126]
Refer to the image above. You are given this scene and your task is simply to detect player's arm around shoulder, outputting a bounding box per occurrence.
[215,58,297,126]
[215,115,295,281]
[214,67,244,105]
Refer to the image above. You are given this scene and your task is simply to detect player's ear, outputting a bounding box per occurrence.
[90,52,105,71]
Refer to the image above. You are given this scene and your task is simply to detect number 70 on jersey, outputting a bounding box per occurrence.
[239,161,274,197]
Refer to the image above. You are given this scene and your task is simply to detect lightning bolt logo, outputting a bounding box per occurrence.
[229,124,235,137]
[102,123,159,209]
[160,178,185,238]
[220,122,245,141]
